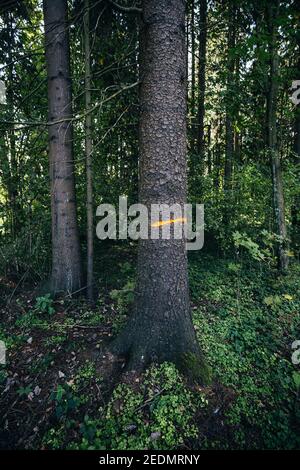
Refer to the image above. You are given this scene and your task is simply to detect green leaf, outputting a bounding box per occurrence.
[292,372,300,389]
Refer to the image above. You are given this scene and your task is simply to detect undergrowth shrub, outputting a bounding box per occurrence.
[69,362,207,450]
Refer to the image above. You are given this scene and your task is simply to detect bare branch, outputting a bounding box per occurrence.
[109,0,142,14]
[0,81,139,128]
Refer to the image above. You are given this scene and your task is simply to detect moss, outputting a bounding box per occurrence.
[179,351,212,385]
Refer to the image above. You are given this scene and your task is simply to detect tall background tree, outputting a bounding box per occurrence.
[266,0,288,271]
[43,0,82,293]
[84,0,94,302]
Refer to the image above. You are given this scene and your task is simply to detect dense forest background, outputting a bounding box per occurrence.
[0,0,299,451]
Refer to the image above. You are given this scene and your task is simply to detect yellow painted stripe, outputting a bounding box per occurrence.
[151,217,187,228]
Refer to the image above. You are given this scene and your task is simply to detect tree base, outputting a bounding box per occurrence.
[109,323,212,385]
[179,351,212,385]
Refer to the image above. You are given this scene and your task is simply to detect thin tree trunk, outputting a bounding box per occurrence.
[43,0,82,294]
[6,13,18,241]
[196,0,207,166]
[292,29,300,248]
[207,123,212,174]
[266,0,288,271]
[84,0,94,302]
[111,0,209,383]
[224,119,234,189]
[234,53,241,165]
[293,108,300,248]
[214,118,222,190]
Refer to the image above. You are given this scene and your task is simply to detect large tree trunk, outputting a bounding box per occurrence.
[84,0,94,302]
[196,0,207,166]
[266,0,288,271]
[43,0,82,294]
[111,0,209,383]
[190,0,196,152]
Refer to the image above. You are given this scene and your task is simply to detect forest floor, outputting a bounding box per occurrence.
[0,247,300,450]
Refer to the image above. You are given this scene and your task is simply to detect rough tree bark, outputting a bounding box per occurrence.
[43,0,82,294]
[84,0,94,302]
[111,0,209,383]
[266,0,288,271]
[196,0,207,167]
[190,0,196,152]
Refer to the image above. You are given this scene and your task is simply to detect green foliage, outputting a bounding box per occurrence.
[42,427,66,450]
[34,294,55,315]
[70,363,207,450]
[0,325,23,349]
[15,295,55,331]
[293,372,300,389]
[50,384,81,420]
[3,254,300,451]
[49,361,98,421]
[233,231,269,261]
[110,279,135,333]
[43,335,67,348]
[15,309,48,330]
[190,254,300,449]
[75,361,96,384]
[17,385,33,397]
[0,368,8,385]
[80,310,104,326]
[110,280,135,314]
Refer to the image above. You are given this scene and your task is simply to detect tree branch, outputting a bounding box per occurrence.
[0,81,139,128]
[109,0,142,14]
